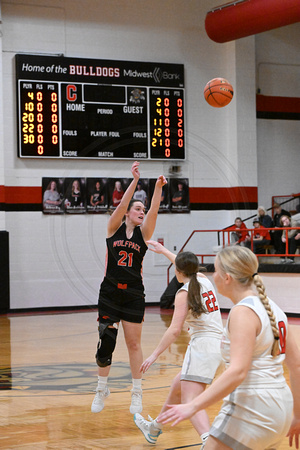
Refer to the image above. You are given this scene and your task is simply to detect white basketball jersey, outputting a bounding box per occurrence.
[177,276,223,339]
[221,295,287,388]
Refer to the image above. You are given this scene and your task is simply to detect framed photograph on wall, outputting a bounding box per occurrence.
[132,179,149,210]
[149,178,170,213]
[169,178,190,213]
[42,178,64,214]
[107,178,130,211]
[64,178,86,214]
[86,178,108,214]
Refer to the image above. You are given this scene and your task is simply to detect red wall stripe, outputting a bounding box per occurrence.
[1,186,42,204]
[189,186,257,204]
[256,95,300,113]
[0,185,5,203]
[0,185,257,206]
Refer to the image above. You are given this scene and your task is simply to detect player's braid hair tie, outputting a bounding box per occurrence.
[252,272,258,278]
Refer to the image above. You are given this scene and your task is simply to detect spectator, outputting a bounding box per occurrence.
[245,217,271,254]
[257,206,273,229]
[280,215,300,264]
[272,203,291,255]
[227,217,250,246]
[273,203,290,226]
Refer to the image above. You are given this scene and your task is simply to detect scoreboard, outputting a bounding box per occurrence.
[16,54,185,160]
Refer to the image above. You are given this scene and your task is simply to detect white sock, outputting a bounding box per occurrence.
[97,375,108,390]
[201,432,209,442]
[132,378,142,391]
[153,418,163,430]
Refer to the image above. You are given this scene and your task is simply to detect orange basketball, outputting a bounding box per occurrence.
[204,78,234,108]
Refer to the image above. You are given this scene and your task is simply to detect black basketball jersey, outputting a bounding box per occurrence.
[104,222,148,288]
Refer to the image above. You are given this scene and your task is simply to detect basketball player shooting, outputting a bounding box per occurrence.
[91,161,167,415]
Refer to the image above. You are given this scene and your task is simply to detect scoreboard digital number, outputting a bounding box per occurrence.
[16,54,185,160]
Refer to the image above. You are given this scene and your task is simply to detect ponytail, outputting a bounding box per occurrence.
[175,252,207,318]
[188,273,207,318]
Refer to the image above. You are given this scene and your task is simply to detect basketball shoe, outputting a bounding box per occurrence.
[130,388,143,414]
[91,386,110,413]
[134,413,162,444]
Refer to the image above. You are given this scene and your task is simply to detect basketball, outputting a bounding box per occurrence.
[204,78,234,108]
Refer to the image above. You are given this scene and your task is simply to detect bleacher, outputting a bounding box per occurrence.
[166,193,300,282]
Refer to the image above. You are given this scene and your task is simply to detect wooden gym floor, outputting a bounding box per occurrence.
[1,306,300,449]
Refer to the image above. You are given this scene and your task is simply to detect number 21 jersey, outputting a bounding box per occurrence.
[104,222,148,290]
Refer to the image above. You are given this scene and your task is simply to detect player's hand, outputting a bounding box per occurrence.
[157,402,197,426]
[131,161,140,180]
[139,354,157,373]
[146,240,164,254]
[287,416,300,448]
[156,175,167,188]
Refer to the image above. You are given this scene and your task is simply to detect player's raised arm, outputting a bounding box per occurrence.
[146,240,176,265]
[141,175,167,241]
[107,161,140,237]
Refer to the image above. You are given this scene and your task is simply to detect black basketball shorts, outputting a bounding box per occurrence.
[98,279,145,323]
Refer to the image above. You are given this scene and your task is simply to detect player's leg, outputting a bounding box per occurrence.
[122,319,143,378]
[134,371,182,444]
[122,319,144,413]
[287,236,297,262]
[162,371,182,409]
[91,318,119,413]
[204,436,232,449]
[181,380,210,445]
[180,335,223,446]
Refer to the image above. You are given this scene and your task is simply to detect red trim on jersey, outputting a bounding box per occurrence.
[104,248,108,276]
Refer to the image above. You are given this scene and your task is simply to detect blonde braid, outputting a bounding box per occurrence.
[217,246,280,357]
[253,274,280,356]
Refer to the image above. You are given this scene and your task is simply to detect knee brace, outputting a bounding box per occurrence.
[95,323,118,368]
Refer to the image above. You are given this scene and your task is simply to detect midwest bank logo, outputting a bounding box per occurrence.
[68,65,181,83]
[123,67,180,83]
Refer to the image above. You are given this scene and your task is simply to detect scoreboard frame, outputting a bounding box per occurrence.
[16,54,185,161]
